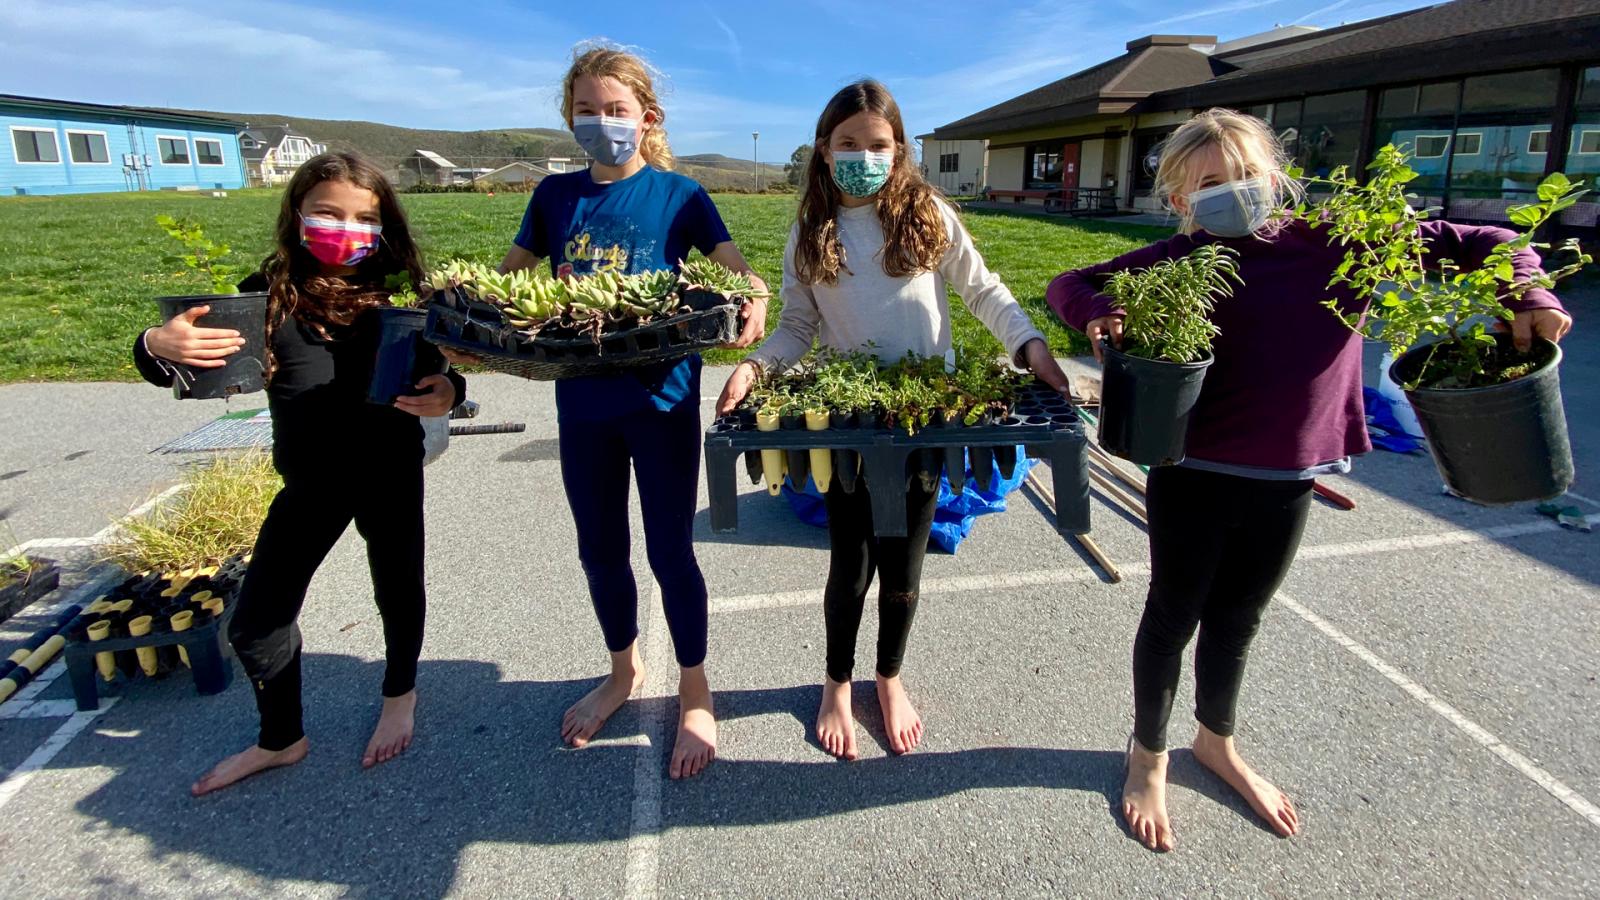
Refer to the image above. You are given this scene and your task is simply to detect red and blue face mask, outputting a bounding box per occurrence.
[299,215,382,266]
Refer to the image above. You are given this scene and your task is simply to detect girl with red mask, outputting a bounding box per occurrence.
[135,152,465,795]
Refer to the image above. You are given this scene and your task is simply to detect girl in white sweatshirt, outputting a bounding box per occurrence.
[717,80,1071,760]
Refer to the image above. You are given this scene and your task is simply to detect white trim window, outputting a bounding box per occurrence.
[1575,128,1600,155]
[1452,131,1483,156]
[66,129,112,165]
[1413,133,1451,159]
[195,138,225,166]
[157,135,191,165]
[10,126,60,164]
[1527,128,1551,155]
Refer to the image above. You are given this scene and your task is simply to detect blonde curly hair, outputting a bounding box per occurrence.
[561,46,674,171]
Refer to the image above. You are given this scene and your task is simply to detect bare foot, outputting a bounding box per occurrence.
[875,674,924,754]
[670,665,717,779]
[362,691,416,769]
[1123,737,1175,852]
[191,738,309,796]
[1193,725,1300,838]
[816,678,859,760]
[562,643,644,748]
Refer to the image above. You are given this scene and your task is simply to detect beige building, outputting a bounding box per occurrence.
[918,137,988,195]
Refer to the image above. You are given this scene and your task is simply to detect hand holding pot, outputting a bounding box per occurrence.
[394,374,456,417]
[717,360,759,415]
[1497,308,1573,352]
[145,306,246,368]
[1021,338,1072,398]
[1085,315,1124,363]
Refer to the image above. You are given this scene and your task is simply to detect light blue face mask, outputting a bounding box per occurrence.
[572,115,639,167]
[1186,176,1273,237]
[831,150,893,198]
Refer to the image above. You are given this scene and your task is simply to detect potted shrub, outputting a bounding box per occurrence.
[153,215,269,400]
[1096,244,1241,466]
[365,273,448,406]
[1308,145,1591,504]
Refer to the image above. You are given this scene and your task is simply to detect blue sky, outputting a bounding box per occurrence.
[2,0,1432,161]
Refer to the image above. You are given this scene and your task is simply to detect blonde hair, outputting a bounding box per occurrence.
[1153,108,1302,236]
[561,46,674,171]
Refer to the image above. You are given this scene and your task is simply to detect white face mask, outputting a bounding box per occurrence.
[1185,176,1273,237]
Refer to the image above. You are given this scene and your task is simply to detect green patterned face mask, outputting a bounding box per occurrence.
[831,150,893,197]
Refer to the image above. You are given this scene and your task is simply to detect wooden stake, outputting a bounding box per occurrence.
[1088,445,1148,496]
[1089,466,1149,523]
[1313,480,1357,510]
[1025,470,1123,583]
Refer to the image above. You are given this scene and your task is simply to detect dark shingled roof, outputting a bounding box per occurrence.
[0,94,243,129]
[1152,0,1600,109]
[929,37,1219,140]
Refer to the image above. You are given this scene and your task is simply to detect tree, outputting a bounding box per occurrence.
[785,144,813,187]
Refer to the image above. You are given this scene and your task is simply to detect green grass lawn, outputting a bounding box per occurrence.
[0,190,1167,382]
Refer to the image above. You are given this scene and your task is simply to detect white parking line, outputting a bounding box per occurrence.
[0,699,119,811]
[624,579,670,900]
[1279,592,1600,829]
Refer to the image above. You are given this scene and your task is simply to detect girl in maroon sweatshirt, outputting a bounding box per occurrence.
[1047,109,1571,852]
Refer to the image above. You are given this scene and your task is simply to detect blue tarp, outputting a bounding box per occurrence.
[1362,387,1426,454]
[780,446,1038,553]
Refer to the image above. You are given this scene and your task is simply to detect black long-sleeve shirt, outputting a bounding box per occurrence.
[133,273,465,477]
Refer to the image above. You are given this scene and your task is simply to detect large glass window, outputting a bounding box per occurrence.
[1448,69,1558,222]
[1374,81,1458,193]
[159,137,191,165]
[1025,142,1063,190]
[1563,65,1600,227]
[195,139,224,166]
[68,131,110,164]
[1296,91,1364,178]
[1131,129,1172,194]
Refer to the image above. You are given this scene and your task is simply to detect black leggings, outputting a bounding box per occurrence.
[822,477,938,684]
[1133,465,1313,753]
[229,459,427,751]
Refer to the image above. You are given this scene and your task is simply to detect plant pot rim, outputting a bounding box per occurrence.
[1102,339,1214,368]
[155,291,270,303]
[1393,335,1562,396]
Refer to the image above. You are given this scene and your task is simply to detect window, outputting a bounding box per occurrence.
[158,136,191,165]
[1296,90,1364,177]
[195,138,224,166]
[1578,130,1600,155]
[1453,132,1482,156]
[1025,142,1063,190]
[1527,129,1550,154]
[1450,70,1557,206]
[11,127,59,164]
[1414,134,1451,158]
[67,131,110,164]
[1131,129,1172,193]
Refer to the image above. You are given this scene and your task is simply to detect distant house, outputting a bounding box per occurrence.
[0,94,247,196]
[239,126,326,187]
[395,150,457,188]
[473,160,552,189]
[921,0,1600,228]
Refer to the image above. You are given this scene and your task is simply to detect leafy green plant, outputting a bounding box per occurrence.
[156,214,242,295]
[101,451,281,573]
[1303,144,1592,389]
[678,257,768,300]
[425,259,700,336]
[384,272,422,308]
[0,522,33,589]
[1101,244,1241,364]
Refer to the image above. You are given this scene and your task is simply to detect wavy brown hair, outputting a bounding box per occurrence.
[260,152,424,380]
[793,80,949,286]
[562,46,673,171]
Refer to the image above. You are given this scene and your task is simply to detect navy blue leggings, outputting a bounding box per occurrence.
[558,406,708,668]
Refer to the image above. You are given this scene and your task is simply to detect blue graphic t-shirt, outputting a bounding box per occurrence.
[514,166,732,421]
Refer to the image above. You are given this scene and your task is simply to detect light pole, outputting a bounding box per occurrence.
[752,131,760,193]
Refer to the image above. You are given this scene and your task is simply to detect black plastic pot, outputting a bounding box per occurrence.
[365,307,445,405]
[1391,335,1573,505]
[154,292,270,400]
[1098,341,1213,467]
[831,411,861,494]
[780,413,810,490]
[971,445,996,493]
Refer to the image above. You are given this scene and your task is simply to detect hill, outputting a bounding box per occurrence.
[167,109,787,191]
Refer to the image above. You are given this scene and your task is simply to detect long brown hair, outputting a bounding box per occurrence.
[561,46,674,171]
[260,152,424,379]
[793,80,948,286]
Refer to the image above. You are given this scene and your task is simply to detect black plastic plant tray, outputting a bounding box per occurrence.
[423,289,742,381]
[703,381,1091,537]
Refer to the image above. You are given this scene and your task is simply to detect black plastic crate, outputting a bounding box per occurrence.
[703,382,1090,537]
[423,288,742,381]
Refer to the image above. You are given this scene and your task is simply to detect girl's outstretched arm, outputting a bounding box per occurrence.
[1045,236,1189,361]
[1417,220,1573,350]
[720,230,818,414]
[706,240,770,348]
[936,204,1044,368]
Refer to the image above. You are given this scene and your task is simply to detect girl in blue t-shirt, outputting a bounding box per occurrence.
[494,46,767,780]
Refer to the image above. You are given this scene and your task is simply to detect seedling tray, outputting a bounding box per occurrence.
[423,288,742,381]
[704,382,1090,537]
[61,559,248,711]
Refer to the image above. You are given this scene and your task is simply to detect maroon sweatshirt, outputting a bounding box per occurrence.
[1046,219,1567,469]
